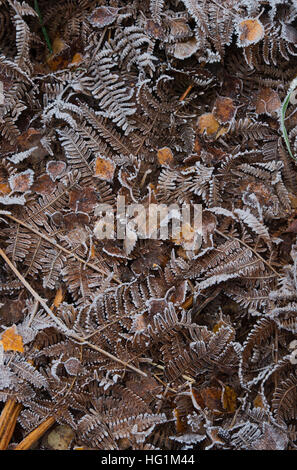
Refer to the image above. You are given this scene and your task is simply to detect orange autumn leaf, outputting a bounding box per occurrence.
[0,325,24,353]
[237,18,264,46]
[173,408,187,433]
[46,38,69,71]
[157,147,174,166]
[53,287,64,308]
[197,113,228,138]
[253,394,265,409]
[69,52,84,67]
[94,157,115,182]
[213,320,226,334]
[222,386,237,413]
[0,182,11,195]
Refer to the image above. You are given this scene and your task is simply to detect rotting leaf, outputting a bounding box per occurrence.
[200,387,223,412]
[31,174,55,196]
[69,187,98,213]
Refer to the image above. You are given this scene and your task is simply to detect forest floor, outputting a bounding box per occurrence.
[0,0,297,452]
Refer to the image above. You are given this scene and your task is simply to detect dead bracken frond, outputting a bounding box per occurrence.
[0,0,297,451]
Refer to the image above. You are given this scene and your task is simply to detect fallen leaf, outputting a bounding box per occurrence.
[222,386,237,413]
[174,408,187,433]
[89,6,118,28]
[46,161,67,181]
[157,147,174,166]
[145,20,165,40]
[253,394,265,408]
[69,52,84,67]
[45,424,75,450]
[213,97,236,124]
[94,156,115,182]
[9,169,34,192]
[17,128,41,150]
[32,174,55,196]
[237,18,264,46]
[0,182,11,195]
[169,18,192,39]
[69,187,98,213]
[53,287,65,308]
[197,113,227,138]
[0,325,24,352]
[46,37,70,71]
[174,37,199,59]
[202,210,217,244]
[200,387,223,412]
[213,320,226,334]
[254,87,281,115]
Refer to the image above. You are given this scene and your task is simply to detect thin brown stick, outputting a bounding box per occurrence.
[1,213,121,284]
[0,248,146,378]
[214,229,280,276]
[179,83,194,102]
[0,399,22,450]
[14,416,55,450]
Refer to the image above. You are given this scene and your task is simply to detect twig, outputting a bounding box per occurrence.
[179,84,194,102]
[214,229,280,276]
[0,249,147,378]
[1,212,121,284]
[14,416,55,450]
[0,399,22,450]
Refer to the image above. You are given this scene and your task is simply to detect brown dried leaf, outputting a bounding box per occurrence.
[89,6,118,28]
[174,37,199,59]
[32,174,55,196]
[200,387,223,412]
[145,20,165,40]
[202,210,217,244]
[213,97,236,124]
[197,113,227,138]
[169,18,192,39]
[9,170,34,192]
[222,386,237,413]
[69,187,98,213]
[46,161,67,181]
[254,88,281,115]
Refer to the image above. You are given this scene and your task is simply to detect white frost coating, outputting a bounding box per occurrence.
[0,194,26,205]
[7,146,38,164]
